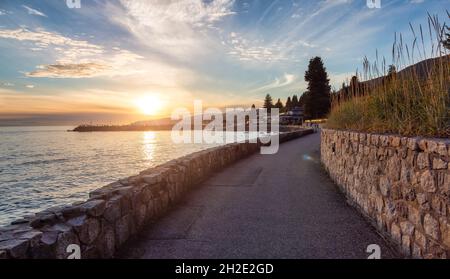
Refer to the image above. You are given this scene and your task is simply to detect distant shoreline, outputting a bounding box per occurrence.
[71,124,176,132]
[71,124,299,132]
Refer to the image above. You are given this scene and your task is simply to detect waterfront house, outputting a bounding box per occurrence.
[280,106,304,125]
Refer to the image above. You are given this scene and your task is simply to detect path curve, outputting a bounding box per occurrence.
[120,133,399,259]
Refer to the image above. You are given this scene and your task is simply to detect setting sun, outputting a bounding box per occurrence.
[135,95,165,116]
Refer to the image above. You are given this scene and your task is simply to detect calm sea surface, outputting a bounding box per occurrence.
[0,126,228,226]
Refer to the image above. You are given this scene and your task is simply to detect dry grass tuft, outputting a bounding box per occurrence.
[327,13,449,138]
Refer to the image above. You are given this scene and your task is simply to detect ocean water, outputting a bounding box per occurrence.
[0,126,229,226]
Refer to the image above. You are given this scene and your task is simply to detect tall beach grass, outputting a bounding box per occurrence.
[327,13,449,138]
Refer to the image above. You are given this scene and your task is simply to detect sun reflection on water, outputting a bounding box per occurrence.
[142,131,156,162]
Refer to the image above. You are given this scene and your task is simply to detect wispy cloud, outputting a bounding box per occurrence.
[226,32,285,62]
[297,40,317,48]
[252,73,296,93]
[0,28,143,78]
[27,63,111,78]
[120,0,235,26]
[0,28,102,51]
[308,0,353,19]
[109,0,235,60]
[22,5,47,17]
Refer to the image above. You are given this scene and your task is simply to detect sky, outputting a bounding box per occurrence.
[0,0,448,125]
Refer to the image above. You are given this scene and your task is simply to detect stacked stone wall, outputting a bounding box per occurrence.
[321,129,450,258]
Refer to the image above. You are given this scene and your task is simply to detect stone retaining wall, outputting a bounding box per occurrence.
[0,129,313,259]
[321,128,450,259]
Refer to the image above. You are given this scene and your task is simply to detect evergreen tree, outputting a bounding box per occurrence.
[388,65,397,76]
[292,95,299,108]
[445,26,450,50]
[274,98,283,111]
[263,94,274,112]
[386,65,397,83]
[350,76,359,97]
[251,104,256,109]
[443,14,449,50]
[304,57,331,119]
[340,82,348,99]
[299,92,308,107]
[285,97,292,112]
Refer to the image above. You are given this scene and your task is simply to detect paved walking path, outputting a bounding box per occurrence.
[120,133,399,259]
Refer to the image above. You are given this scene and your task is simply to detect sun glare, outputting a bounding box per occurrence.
[135,95,165,116]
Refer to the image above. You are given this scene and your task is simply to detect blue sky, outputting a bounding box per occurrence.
[0,0,448,124]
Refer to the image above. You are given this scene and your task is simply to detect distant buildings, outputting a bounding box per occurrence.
[280,106,304,125]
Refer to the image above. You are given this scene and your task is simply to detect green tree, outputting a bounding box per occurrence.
[299,92,308,107]
[263,94,274,112]
[292,95,299,108]
[350,75,359,97]
[388,65,397,76]
[285,97,292,112]
[304,56,331,119]
[443,24,449,50]
[274,98,283,111]
[340,82,348,99]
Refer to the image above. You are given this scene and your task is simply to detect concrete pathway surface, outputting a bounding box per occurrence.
[119,133,399,259]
